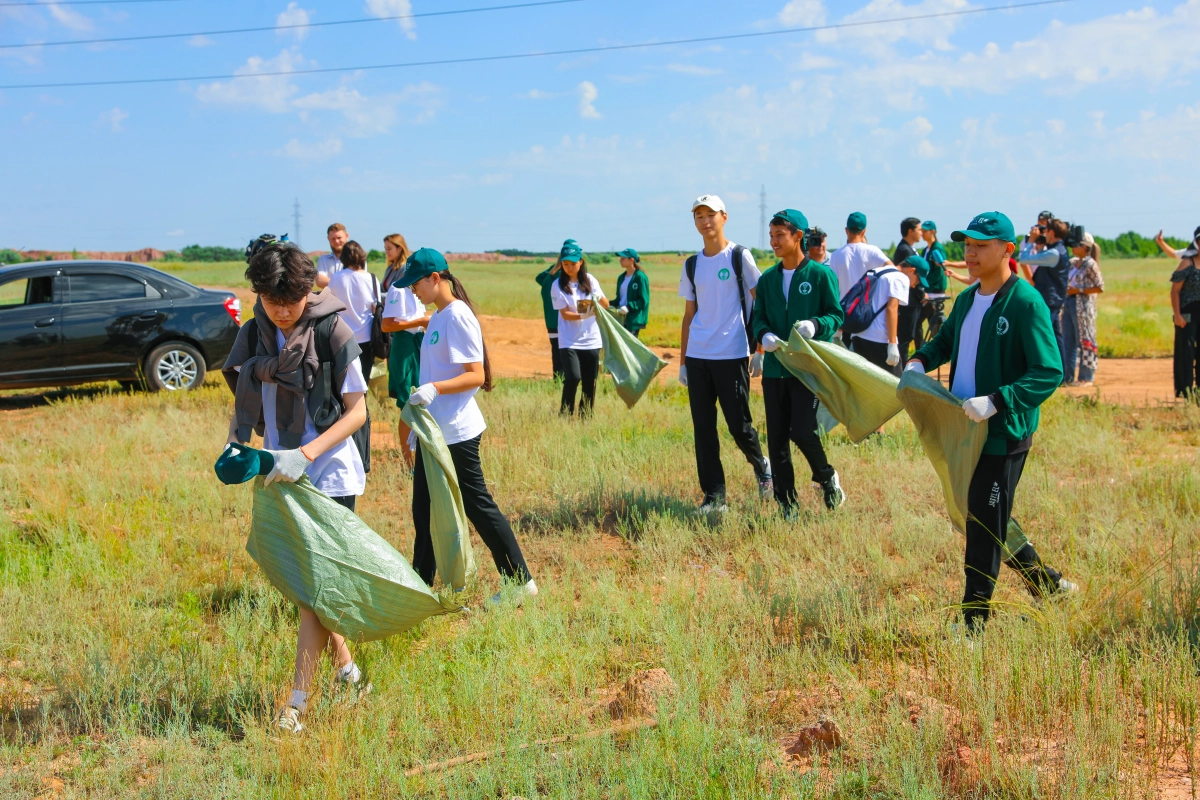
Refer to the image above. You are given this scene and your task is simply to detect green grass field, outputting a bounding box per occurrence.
[2,376,1198,797]
[156,254,1182,357]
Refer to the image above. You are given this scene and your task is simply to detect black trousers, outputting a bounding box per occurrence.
[762,376,835,506]
[963,451,1063,629]
[851,337,901,377]
[1174,301,1200,397]
[916,298,945,347]
[548,334,565,381]
[561,347,600,416]
[685,356,769,502]
[412,434,532,587]
[330,494,357,513]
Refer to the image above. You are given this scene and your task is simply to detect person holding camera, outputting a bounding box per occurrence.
[1065,232,1105,386]
[1171,226,1200,398]
[806,227,831,266]
[1018,218,1071,376]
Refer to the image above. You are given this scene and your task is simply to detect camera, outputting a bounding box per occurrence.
[1063,224,1086,249]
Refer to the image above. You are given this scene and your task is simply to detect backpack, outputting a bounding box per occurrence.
[840,267,899,335]
[368,272,391,360]
[685,244,753,350]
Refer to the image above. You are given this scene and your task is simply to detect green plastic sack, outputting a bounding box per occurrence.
[593,303,668,409]
[774,329,904,443]
[401,403,477,592]
[247,476,458,642]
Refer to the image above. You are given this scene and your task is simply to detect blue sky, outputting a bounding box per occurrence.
[2,0,1197,253]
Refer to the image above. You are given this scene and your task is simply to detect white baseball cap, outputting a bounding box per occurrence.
[691,194,726,214]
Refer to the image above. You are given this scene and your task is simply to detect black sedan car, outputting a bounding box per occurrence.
[0,260,241,392]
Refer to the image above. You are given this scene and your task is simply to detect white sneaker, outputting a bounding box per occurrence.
[488,579,538,608]
[697,498,728,514]
[1057,578,1079,595]
[275,706,303,736]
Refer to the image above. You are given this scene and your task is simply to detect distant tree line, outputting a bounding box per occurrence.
[179,244,244,262]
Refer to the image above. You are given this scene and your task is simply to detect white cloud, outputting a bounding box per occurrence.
[667,64,723,77]
[577,81,601,119]
[292,81,442,133]
[1047,119,1066,135]
[101,107,127,132]
[365,0,416,40]
[276,3,312,41]
[166,229,185,237]
[479,173,511,185]
[194,49,306,113]
[523,89,556,99]
[779,0,826,27]
[46,3,92,31]
[188,35,216,47]
[277,137,343,161]
[817,0,970,51]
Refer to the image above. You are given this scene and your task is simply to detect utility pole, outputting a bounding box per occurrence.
[292,198,302,248]
[759,185,767,251]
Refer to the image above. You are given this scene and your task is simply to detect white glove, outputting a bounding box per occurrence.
[749,352,763,378]
[409,382,439,406]
[678,365,688,387]
[761,332,783,352]
[904,361,925,374]
[616,306,629,316]
[962,395,998,422]
[886,342,901,366]
[795,320,816,339]
[264,448,311,485]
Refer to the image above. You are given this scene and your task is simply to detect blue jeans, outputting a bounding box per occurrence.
[1061,295,1079,383]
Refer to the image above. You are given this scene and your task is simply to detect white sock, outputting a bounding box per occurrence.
[338,662,361,684]
[288,689,308,713]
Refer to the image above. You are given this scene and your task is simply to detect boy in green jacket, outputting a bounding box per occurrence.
[535,239,574,380]
[614,248,651,337]
[752,209,846,513]
[907,212,1077,631]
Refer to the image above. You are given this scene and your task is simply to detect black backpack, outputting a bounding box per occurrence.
[685,244,754,349]
[368,271,391,360]
[840,267,899,335]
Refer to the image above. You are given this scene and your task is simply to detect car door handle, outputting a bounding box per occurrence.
[34,317,56,327]
[137,311,160,320]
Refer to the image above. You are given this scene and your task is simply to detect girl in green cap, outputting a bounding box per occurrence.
[552,244,609,415]
[614,248,650,338]
[380,233,430,470]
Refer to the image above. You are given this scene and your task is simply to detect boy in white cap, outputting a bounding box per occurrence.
[678,194,771,512]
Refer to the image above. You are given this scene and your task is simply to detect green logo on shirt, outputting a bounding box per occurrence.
[430,331,440,344]
[996,317,1009,336]
[798,281,812,295]
[717,268,731,281]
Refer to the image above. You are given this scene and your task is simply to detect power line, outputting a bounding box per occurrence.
[0,0,1078,91]
[0,0,582,51]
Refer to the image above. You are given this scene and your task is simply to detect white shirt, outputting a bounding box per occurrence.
[261,328,367,497]
[950,290,996,400]
[617,276,630,309]
[383,284,426,335]
[326,269,379,345]
[551,274,605,350]
[678,242,760,360]
[317,252,343,280]
[830,243,892,299]
[781,268,796,303]
[420,300,487,446]
[854,268,910,344]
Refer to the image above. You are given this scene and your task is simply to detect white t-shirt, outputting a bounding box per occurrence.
[678,242,760,360]
[261,328,367,497]
[317,252,343,280]
[551,274,605,350]
[326,269,379,345]
[853,268,910,344]
[830,243,892,299]
[950,291,996,400]
[781,267,796,303]
[617,276,630,309]
[383,284,426,335]
[420,300,487,446]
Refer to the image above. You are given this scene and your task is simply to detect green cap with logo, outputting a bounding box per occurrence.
[770,208,810,232]
[560,242,583,262]
[951,212,1017,244]
[214,443,275,486]
[394,247,449,288]
[921,220,937,232]
[615,248,640,261]
[846,211,867,233]
[901,254,931,288]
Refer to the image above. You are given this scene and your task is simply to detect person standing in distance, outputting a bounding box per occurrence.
[678,194,771,513]
[552,243,608,416]
[614,248,651,338]
[907,212,1076,633]
[918,221,950,345]
[848,257,912,377]
[752,209,846,515]
[806,227,830,267]
[1018,218,1071,376]
[830,212,893,300]
[893,217,926,362]
[534,240,574,381]
[316,223,349,289]
[380,233,430,471]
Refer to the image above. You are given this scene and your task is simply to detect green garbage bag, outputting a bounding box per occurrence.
[774,329,904,443]
[401,403,477,592]
[247,476,458,642]
[593,303,668,409]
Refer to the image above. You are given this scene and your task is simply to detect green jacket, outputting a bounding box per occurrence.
[615,268,651,331]
[751,258,844,379]
[911,274,1062,455]
[535,266,559,332]
[923,241,949,293]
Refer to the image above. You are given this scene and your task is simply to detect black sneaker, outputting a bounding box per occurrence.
[819,471,845,511]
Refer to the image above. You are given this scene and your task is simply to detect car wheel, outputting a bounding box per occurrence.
[144,342,206,392]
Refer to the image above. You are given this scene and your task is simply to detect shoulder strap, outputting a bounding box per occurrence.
[730,245,753,349]
[314,313,337,365]
[245,317,259,354]
[685,255,698,304]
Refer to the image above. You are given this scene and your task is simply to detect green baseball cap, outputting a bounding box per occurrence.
[560,242,583,262]
[846,212,867,232]
[951,212,1017,244]
[214,443,275,486]
[921,220,937,232]
[901,255,931,288]
[562,238,577,247]
[770,208,810,232]
[393,247,449,288]
[615,248,640,261]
